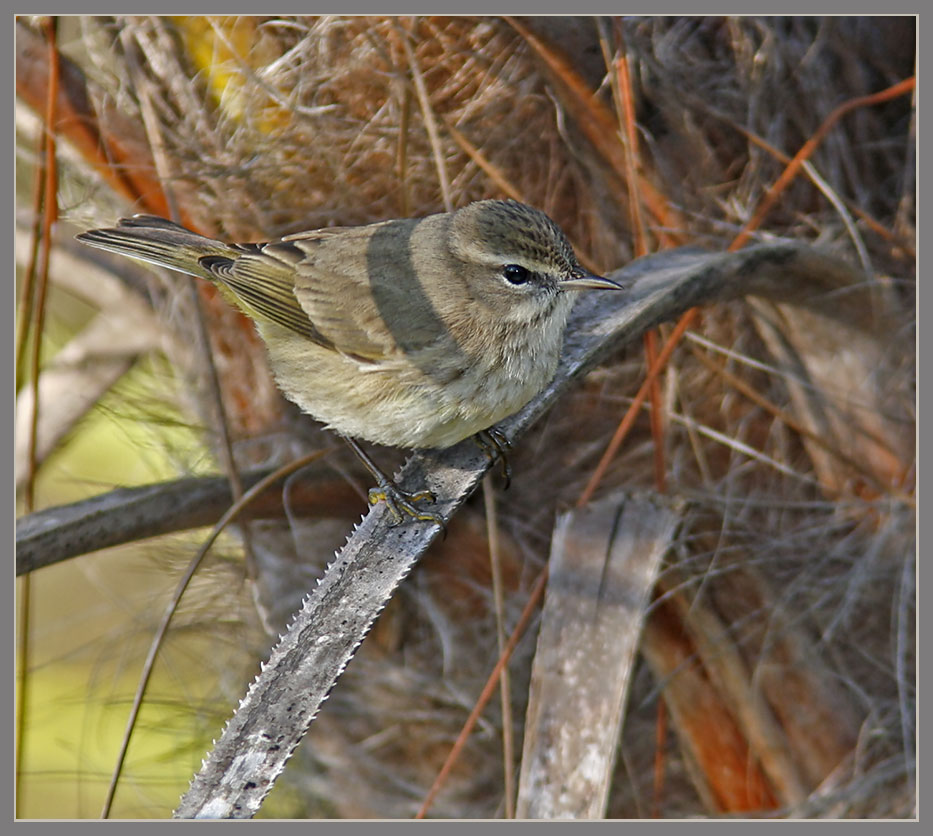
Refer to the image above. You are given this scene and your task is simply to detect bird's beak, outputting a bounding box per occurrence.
[560,270,626,291]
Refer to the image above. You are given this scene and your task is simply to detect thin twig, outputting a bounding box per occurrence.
[506,15,684,246]
[483,476,515,818]
[688,344,913,504]
[608,22,668,494]
[17,16,60,814]
[25,17,60,513]
[578,308,699,507]
[121,19,259,580]
[100,450,326,818]
[695,95,915,261]
[14,127,45,392]
[651,698,667,818]
[396,73,412,216]
[416,566,549,819]
[440,115,523,202]
[398,18,453,212]
[730,76,916,252]
[15,19,183,220]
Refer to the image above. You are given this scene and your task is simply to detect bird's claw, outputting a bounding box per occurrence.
[475,428,512,488]
[368,484,446,533]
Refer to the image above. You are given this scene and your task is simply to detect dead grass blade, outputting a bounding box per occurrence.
[516,492,682,818]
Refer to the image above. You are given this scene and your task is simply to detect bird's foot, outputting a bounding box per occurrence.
[474,428,512,488]
[368,481,445,531]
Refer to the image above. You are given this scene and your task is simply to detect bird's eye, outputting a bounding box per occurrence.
[503,264,531,285]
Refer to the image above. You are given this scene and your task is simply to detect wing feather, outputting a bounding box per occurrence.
[203,215,451,366]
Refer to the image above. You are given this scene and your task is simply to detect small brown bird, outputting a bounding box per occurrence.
[78,200,623,521]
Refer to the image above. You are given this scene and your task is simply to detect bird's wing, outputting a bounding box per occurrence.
[201,243,343,352]
[205,218,454,365]
[283,220,454,364]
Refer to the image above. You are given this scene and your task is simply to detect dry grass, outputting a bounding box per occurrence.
[16,15,914,819]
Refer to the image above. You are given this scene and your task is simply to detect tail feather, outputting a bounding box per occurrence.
[76,215,237,281]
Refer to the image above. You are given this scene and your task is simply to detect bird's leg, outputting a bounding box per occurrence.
[474,428,512,488]
[343,437,444,528]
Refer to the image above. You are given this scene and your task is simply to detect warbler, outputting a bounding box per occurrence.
[78,200,623,521]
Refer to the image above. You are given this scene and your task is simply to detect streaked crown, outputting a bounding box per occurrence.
[448,200,581,280]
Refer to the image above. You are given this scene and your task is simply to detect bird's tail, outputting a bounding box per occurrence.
[76,215,239,282]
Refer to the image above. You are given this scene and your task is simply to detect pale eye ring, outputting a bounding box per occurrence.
[503,264,531,285]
